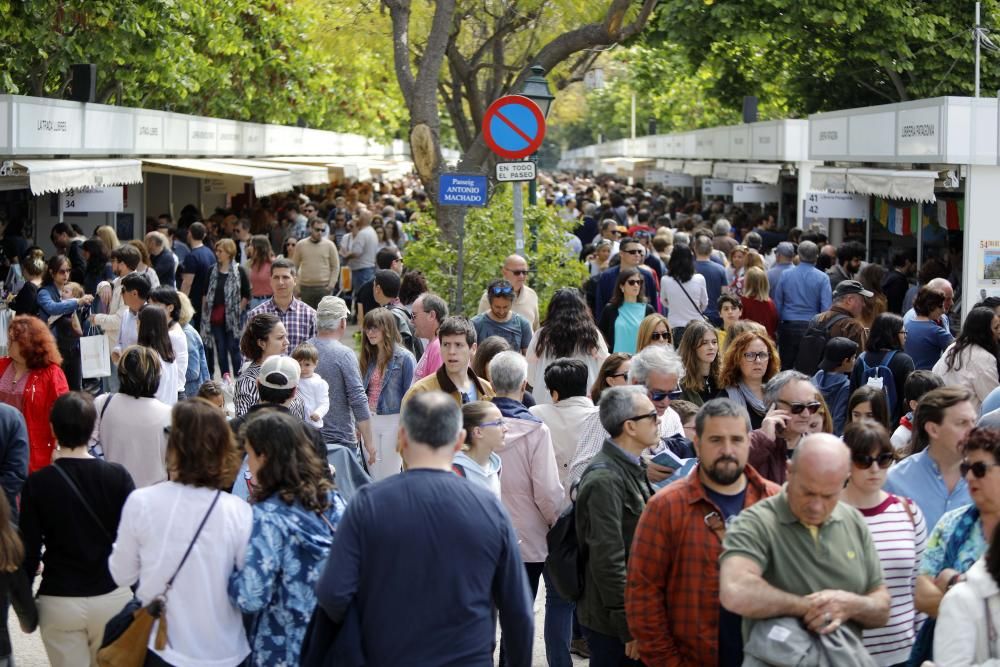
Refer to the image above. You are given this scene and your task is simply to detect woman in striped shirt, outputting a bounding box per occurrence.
[841,420,927,667]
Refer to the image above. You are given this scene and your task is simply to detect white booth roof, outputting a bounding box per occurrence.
[808,96,998,165]
[2,159,143,195]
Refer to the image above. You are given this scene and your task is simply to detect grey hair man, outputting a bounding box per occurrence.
[749,370,828,485]
[720,434,890,646]
[576,385,657,664]
[412,292,449,381]
[568,345,685,485]
[316,390,535,666]
[712,218,738,257]
[306,296,374,463]
[774,240,833,370]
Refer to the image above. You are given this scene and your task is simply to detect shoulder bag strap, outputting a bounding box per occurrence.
[162,490,221,596]
[96,392,114,441]
[675,279,712,325]
[51,462,113,543]
[988,598,999,659]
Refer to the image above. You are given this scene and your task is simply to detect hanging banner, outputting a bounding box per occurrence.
[702,179,733,197]
[804,191,869,220]
[732,183,779,203]
[60,186,124,213]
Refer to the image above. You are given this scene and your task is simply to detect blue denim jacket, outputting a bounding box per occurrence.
[363,345,416,415]
[183,323,210,396]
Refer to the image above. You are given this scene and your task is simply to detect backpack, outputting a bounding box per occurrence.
[859,350,898,417]
[793,313,849,376]
[545,462,611,602]
[387,304,424,360]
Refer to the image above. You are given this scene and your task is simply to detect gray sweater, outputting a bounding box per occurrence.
[309,336,371,447]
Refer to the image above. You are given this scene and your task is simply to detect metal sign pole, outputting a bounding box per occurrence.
[513,182,525,257]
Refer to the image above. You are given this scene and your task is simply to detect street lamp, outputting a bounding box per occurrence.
[520,65,554,209]
[520,65,555,119]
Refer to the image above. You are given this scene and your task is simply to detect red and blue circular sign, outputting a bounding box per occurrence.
[482,95,547,160]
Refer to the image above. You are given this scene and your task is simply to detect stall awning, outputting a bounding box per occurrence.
[142,158,294,197]
[682,160,713,177]
[744,163,783,185]
[811,167,847,192]
[811,167,937,203]
[657,159,685,173]
[214,159,329,187]
[713,163,747,181]
[2,159,143,196]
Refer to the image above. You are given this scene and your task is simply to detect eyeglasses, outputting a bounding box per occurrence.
[608,372,629,380]
[507,269,529,277]
[621,410,657,428]
[625,279,643,286]
[649,389,683,402]
[478,418,505,429]
[57,268,71,275]
[742,351,770,362]
[650,331,671,342]
[490,285,515,296]
[776,399,822,415]
[852,452,895,469]
[960,459,1000,479]
[623,249,644,255]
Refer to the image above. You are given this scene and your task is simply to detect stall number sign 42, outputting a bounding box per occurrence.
[496,161,537,182]
[805,191,869,220]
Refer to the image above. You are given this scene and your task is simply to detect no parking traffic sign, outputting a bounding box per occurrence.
[482,95,546,160]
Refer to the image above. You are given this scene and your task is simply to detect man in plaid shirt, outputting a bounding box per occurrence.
[247,258,317,353]
[626,399,779,666]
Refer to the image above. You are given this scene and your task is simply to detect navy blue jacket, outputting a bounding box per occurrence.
[0,404,29,523]
[316,468,534,666]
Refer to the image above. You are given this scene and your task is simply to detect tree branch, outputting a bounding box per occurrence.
[382,0,416,107]
[413,0,457,100]
[850,73,899,103]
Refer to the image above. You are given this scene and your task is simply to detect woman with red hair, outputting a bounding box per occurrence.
[0,316,69,471]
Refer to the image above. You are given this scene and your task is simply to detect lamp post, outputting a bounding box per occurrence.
[520,65,554,207]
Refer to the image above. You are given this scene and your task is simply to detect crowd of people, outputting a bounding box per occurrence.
[0,174,994,666]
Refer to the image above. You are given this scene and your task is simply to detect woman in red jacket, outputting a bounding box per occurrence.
[740,267,779,340]
[0,316,69,472]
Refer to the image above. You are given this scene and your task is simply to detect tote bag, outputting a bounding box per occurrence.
[81,334,111,378]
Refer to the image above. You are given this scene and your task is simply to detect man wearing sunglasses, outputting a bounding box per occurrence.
[749,371,827,485]
[627,399,780,666]
[568,345,685,486]
[576,386,658,666]
[593,238,660,322]
[477,255,540,330]
[720,435,890,653]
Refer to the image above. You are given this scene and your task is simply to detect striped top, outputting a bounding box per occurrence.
[856,495,928,667]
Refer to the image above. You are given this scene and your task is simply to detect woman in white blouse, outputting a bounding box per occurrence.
[109,399,252,667]
[660,244,708,345]
[932,306,1000,411]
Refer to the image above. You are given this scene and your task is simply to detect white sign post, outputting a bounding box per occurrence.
[804,191,870,220]
[59,186,125,213]
[732,183,780,203]
[496,161,537,182]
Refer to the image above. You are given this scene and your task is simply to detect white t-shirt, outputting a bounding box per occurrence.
[297,373,330,429]
[348,226,379,270]
[169,324,188,389]
[155,359,180,406]
[660,274,708,329]
[109,482,252,667]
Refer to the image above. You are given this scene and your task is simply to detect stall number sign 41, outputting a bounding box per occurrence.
[805,191,869,220]
[496,161,536,182]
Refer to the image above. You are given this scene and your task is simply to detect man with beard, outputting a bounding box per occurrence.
[626,399,780,666]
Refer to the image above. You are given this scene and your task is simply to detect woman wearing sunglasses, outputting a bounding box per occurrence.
[598,268,654,355]
[841,421,927,666]
[590,353,631,405]
[636,313,672,353]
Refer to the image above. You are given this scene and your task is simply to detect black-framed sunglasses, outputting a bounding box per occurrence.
[852,452,895,469]
[961,459,1000,479]
[649,389,683,402]
[508,269,529,277]
[621,410,657,429]
[776,399,822,415]
[625,279,643,286]
[649,331,671,342]
[608,371,629,380]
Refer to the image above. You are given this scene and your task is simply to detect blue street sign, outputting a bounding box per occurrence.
[437,173,488,207]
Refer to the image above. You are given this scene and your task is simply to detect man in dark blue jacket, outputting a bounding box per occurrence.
[315,391,534,666]
[0,403,27,523]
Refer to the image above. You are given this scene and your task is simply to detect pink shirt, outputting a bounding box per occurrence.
[249,261,273,297]
[413,337,442,381]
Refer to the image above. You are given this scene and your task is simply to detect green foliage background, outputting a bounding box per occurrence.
[403,186,588,317]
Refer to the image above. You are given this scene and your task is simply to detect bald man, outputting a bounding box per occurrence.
[719,434,890,647]
[477,254,540,329]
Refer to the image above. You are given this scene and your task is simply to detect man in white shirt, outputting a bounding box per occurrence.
[342,208,379,290]
[112,273,151,364]
[567,344,684,486]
